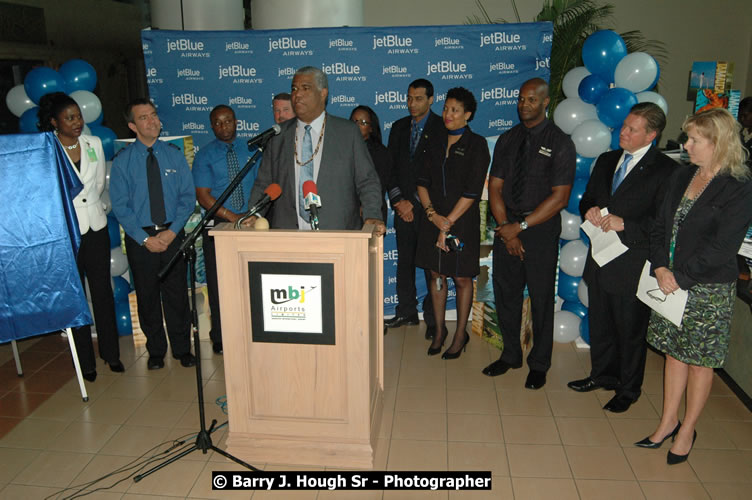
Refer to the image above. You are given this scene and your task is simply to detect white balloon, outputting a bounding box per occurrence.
[100,189,112,214]
[562,66,591,99]
[560,209,582,240]
[5,84,34,117]
[105,161,112,190]
[83,124,92,136]
[555,295,564,312]
[578,279,589,307]
[571,119,612,158]
[554,310,581,343]
[637,91,668,116]
[70,90,102,124]
[110,247,128,276]
[560,239,588,277]
[614,52,659,94]
[553,97,598,135]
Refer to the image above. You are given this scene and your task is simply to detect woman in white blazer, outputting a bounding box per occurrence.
[38,92,123,380]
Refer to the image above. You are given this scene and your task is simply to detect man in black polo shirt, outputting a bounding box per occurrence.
[482,78,576,389]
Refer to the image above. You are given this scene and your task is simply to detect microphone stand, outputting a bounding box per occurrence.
[138,139,272,482]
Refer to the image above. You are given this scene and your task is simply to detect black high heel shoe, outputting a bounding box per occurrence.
[427,326,448,356]
[667,430,697,465]
[634,421,681,449]
[441,333,469,360]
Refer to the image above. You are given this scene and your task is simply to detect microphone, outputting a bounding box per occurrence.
[247,124,281,150]
[235,183,282,228]
[303,180,321,230]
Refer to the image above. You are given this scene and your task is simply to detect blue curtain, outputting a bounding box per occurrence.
[0,132,92,342]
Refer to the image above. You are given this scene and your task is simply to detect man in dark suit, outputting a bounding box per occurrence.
[568,102,676,413]
[248,66,384,234]
[384,79,446,337]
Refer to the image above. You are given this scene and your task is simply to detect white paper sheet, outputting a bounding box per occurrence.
[636,261,688,327]
[580,208,629,266]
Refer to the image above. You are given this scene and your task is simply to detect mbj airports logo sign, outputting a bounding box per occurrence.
[261,274,322,334]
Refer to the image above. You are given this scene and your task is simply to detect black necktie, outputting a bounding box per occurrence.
[146,147,166,225]
[511,132,530,208]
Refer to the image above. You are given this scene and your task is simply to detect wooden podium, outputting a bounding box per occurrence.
[210,224,384,469]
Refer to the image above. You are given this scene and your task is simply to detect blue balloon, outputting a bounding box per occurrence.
[578,74,609,104]
[596,87,638,128]
[582,30,627,82]
[580,314,590,344]
[19,106,40,133]
[89,124,117,160]
[59,59,97,93]
[24,67,66,104]
[558,270,581,302]
[580,228,591,246]
[647,64,660,91]
[562,300,588,318]
[114,297,132,336]
[610,127,621,150]
[107,214,121,248]
[575,154,594,179]
[89,113,103,126]
[112,276,131,302]
[567,176,589,214]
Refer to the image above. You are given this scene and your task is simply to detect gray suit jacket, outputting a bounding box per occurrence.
[249,113,383,230]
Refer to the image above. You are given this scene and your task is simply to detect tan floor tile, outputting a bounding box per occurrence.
[378,404,394,439]
[395,386,447,413]
[124,458,205,496]
[387,439,447,471]
[103,376,163,400]
[383,490,447,499]
[447,441,508,476]
[705,396,752,421]
[0,448,39,483]
[506,444,571,478]
[490,366,528,391]
[449,475,512,499]
[721,421,752,450]
[99,425,172,457]
[575,479,645,500]
[623,447,698,482]
[639,480,710,499]
[391,411,447,441]
[146,374,200,402]
[398,365,446,389]
[26,390,90,421]
[693,418,736,450]
[13,450,94,487]
[446,389,498,415]
[0,418,68,449]
[77,397,140,425]
[547,391,607,418]
[502,415,560,445]
[0,484,60,499]
[69,454,136,493]
[641,370,665,395]
[188,461,263,499]
[122,494,183,499]
[318,487,384,499]
[703,481,752,500]
[545,367,590,392]
[58,374,119,400]
[445,366,496,392]
[511,477,579,499]
[497,389,551,416]
[161,426,216,462]
[46,421,121,453]
[447,414,503,443]
[601,394,658,419]
[173,402,229,429]
[688,449,752,483]
[201,379,228,404]
[608,417,660,447]
[124,400,191,428]
[556,417,619,446]
[565,445,634,480]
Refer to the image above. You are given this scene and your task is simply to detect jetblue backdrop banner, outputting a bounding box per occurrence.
[142,23,552,317]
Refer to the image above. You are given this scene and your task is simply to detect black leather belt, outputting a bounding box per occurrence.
[142,222,172,235]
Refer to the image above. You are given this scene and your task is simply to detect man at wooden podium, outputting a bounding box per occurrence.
[246,66,385,235]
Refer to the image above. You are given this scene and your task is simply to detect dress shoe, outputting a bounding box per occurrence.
[442,333,469,360]
[603,394,635,413]
[384,314,419,329]
[212,341,223,354]
[82,370,97,382]
[525,370,547,390]
[482,359,522,377]
[106,360,125,373]
[667,430,697,465]
[147,356,165,370]
[567,377,616,393]
[424,326,436,340]
[635,421,681,449]
[427,327,447,356]
[179,353,197,367]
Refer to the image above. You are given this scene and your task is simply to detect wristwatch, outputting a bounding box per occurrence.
[519,220,528,231]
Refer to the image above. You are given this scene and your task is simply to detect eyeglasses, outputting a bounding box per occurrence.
[352,119,370,127]
[646,288,667,302]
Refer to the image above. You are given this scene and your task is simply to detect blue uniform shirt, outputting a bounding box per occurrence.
[110,138,196,243]
[192,136,257,213]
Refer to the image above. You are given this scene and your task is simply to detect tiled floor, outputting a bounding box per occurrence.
[1,322,751,499]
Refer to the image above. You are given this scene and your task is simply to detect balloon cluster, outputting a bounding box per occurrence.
[5,59,118,161]
[552,30,666,345]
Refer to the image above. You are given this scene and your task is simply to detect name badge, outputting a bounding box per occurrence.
[538,146,552,157]
[86,147,98,162]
